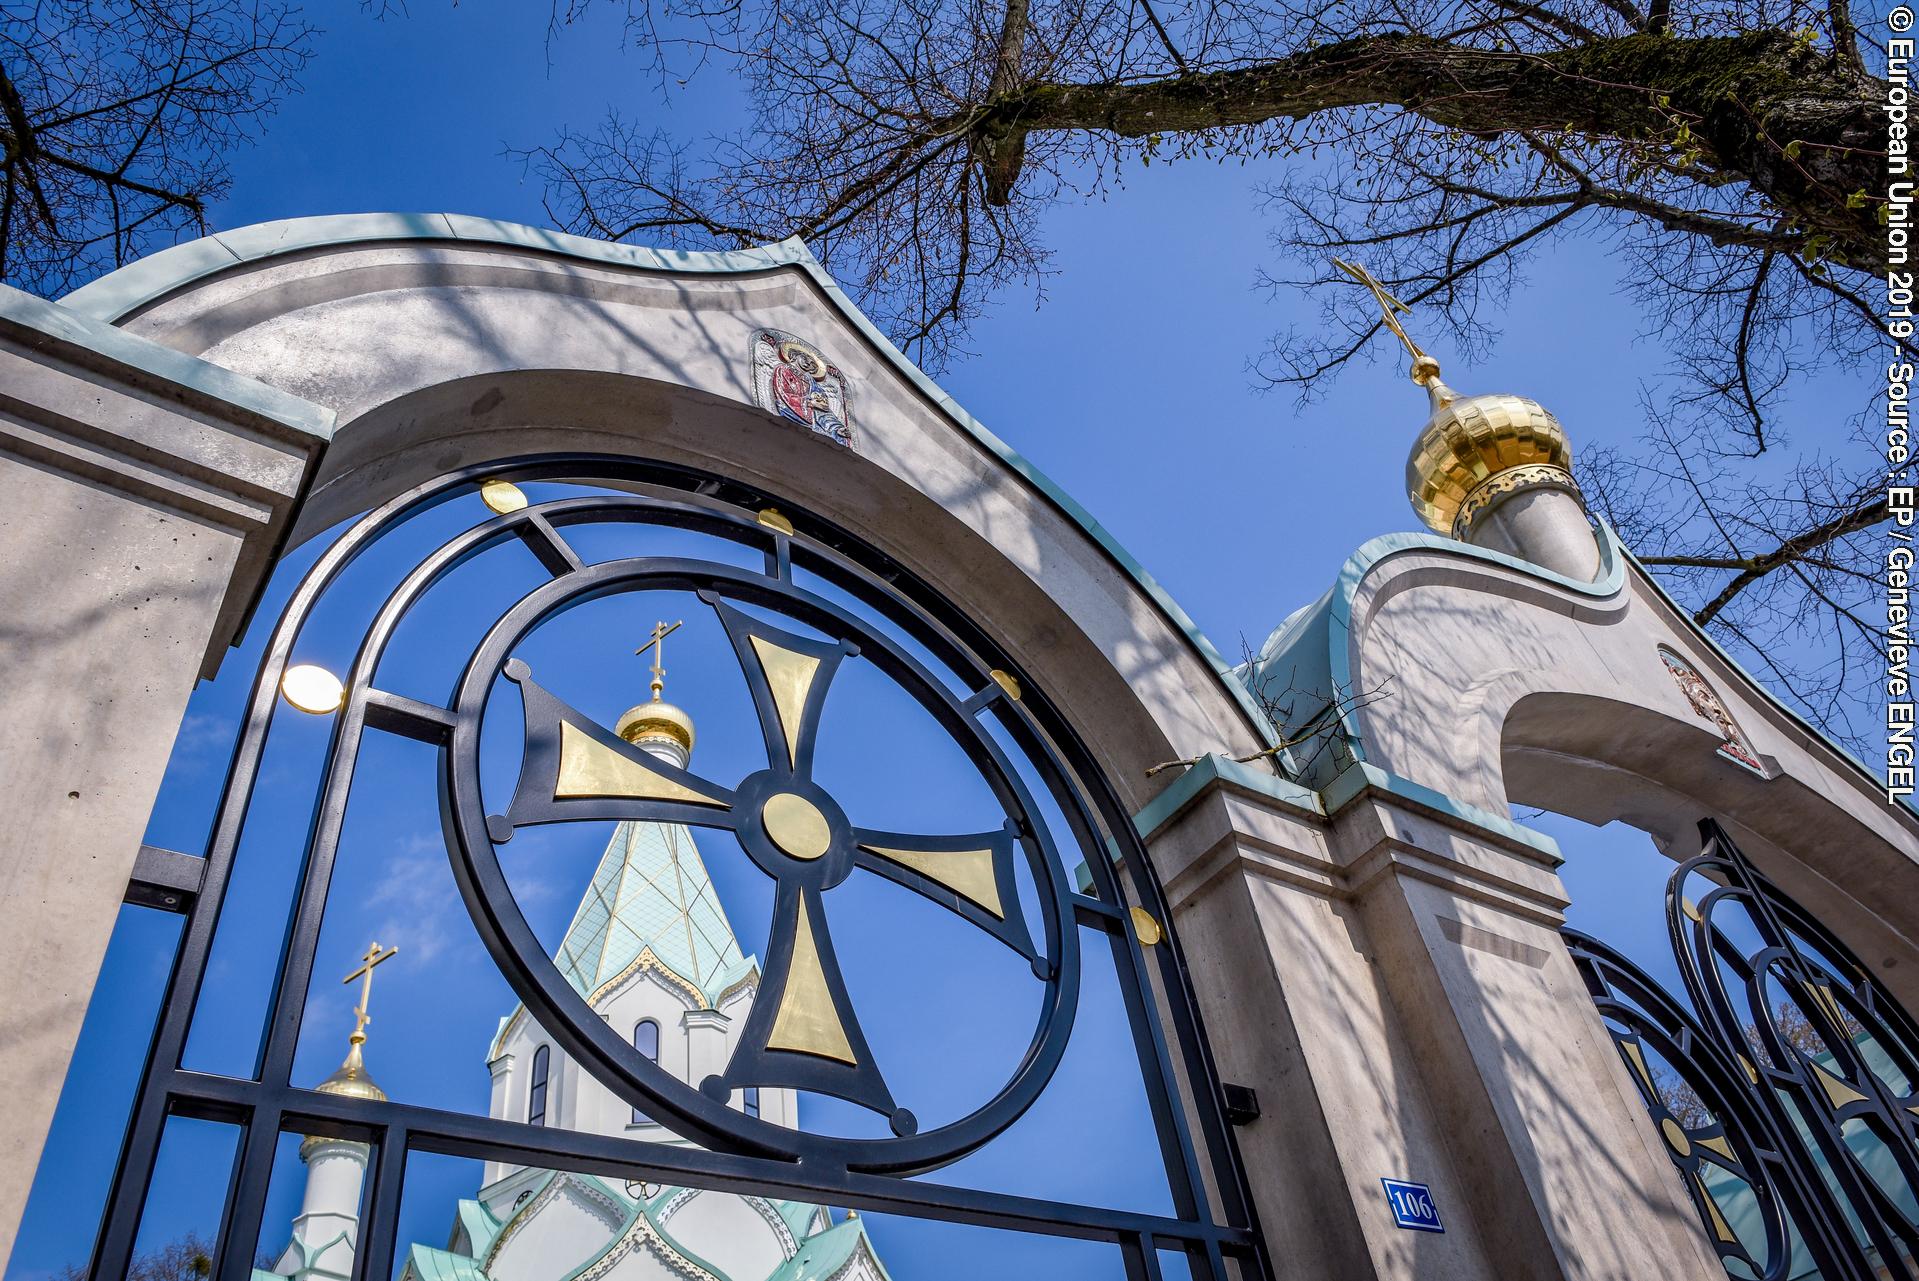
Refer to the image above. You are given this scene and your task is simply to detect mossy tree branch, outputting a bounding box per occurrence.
[527,0,1894,754]
[976,31,1883,269]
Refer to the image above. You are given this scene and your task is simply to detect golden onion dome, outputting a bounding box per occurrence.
[300,1041,384,1158]
[616,698,696,754]
[1405,365,1579,538]
[313,1043,387,1103]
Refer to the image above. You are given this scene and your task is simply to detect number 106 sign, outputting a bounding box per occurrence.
[1380,1178,1444,1233]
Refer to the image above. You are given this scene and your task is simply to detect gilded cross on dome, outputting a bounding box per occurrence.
[1332,257,1442,387]
[343,940,398,1047]
[637,619,683,701]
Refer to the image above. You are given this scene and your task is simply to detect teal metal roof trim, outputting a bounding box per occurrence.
[1244,520,1629,789]
[404,1244,490,1281]
[1321,760,1563,864]
[59,212,1277,751]
[630,1187,736,1281]
[1247,515,1911,828]
[0,281,334,443]
[1124,751,1559,863]
[456,1198,502,1261]
[1133,752,1325,841]
[59,213,812,322]
[773,1198,827,1242]
[1619,540,1917,816]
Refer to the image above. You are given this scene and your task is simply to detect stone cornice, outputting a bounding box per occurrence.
[0,282,333,676]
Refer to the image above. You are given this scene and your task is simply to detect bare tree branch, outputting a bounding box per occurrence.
[0,0,314,295]
[525,0,1889,756]
[1664,494,1888,626]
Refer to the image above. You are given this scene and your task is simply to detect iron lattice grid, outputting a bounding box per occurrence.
[1569,820,1919,1281]
[92,456,1272,1281]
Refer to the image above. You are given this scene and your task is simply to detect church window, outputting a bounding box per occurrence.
[528,1044,550,1126]
[744,1086,760,1118]
[632,1021,659,1122]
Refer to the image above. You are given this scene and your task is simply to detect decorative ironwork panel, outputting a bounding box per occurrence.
[1569,819,1919,1280]
[76,457,1271,1281]
[455,557,1073,1166]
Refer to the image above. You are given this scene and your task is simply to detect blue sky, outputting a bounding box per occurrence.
[7,1,1847,1276]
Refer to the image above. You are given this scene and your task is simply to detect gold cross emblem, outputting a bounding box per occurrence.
[1332,257,1441,385]
[343,940,398,1045]
[637,619,683,700]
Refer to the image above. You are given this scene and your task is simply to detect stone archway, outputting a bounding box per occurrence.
[1287,524,1919,977]
[0,214,1282,1272]
[75,216,1273,805]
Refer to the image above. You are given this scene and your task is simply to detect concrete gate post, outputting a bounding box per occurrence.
[0,285,330,1272]
[1325,780,1720,1281]
[1144,757,1720,1281]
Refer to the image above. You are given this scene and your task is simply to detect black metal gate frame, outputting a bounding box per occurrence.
[91,455,1272,1281]
[1568,819,1919,1280]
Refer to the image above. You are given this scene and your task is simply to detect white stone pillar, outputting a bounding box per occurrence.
[682,1009,731,1097]
[1460,487,1602,582]
[276,1139,369,1280]
[484,1053,517,1186]
[0,286,329,1273]
[1331,789,1716,1281]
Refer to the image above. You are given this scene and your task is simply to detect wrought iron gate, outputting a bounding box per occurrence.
[89,456,1270,1281]
[1568,820,1919,1280]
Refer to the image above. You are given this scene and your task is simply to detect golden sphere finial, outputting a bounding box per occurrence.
[1330,256,1585,540]
[1405,383,1580,538]
[616,700,696,754]
[301,943,394,1157]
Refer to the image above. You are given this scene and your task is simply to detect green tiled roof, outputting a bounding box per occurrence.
[773,1199,827,1243]
[764,1218,888,1281]
[555,820,747,1004]
[400,1174,857,1281]
[454,1198,502,1260]
[403,1244,491,1281]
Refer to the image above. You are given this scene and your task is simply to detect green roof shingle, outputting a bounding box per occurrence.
[555,821,746,1004]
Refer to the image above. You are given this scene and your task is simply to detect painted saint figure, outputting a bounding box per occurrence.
[752,330,854,448]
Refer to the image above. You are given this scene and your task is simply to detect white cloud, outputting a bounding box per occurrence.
[364,832,461,964]
[358,830,566,965]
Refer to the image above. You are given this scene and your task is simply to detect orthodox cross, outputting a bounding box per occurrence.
[1331,258,1441,385]
[637,619,683,700]
[343,940,398,1045]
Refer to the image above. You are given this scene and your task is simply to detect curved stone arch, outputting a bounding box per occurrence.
[1286,519,1919,990]
[68,213,1274,805]
[1499,686,1919,994]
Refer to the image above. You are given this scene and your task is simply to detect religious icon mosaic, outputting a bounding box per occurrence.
[1660,648,1767,776]
[751,329,855,449]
